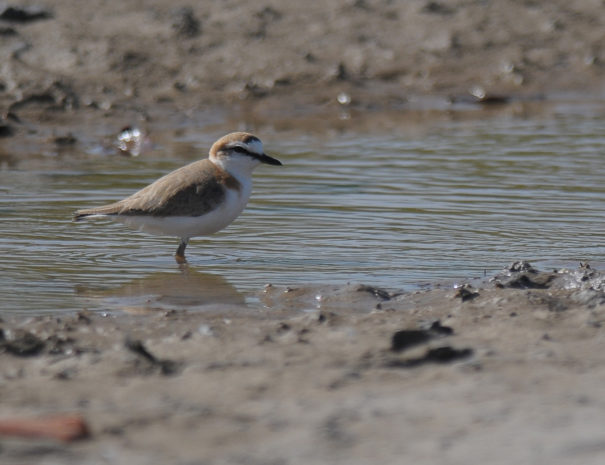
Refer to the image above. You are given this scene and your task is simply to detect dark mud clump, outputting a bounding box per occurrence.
[492,261,605,292]
[391,320,454,352]
[123,337,181,376]
[385,346,474,368]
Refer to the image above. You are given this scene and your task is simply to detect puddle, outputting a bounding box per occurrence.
[1,101,605,315]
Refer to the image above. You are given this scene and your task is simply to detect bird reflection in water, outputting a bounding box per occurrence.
[76,266,246,314]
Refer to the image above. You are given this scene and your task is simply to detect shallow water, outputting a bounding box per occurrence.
[1,101,605,315]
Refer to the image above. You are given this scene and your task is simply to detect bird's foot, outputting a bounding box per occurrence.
[175,239,188,265]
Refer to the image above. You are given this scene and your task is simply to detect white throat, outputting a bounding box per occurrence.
[212,155,260,183]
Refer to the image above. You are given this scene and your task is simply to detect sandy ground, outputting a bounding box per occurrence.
[2,0,605,134]
[2,1,605,464]
[2,263,605,464]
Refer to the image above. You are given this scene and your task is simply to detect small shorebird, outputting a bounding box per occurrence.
[74,132,282,263]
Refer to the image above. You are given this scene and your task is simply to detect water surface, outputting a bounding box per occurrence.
[1,101,604,315]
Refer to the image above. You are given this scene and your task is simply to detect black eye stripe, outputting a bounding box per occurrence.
[229,145,264,160]
[232,146,250,155]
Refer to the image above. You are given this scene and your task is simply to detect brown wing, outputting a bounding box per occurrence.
[75,159,240,219]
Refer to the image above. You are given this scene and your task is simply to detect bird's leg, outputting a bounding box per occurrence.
[175,238,188,264]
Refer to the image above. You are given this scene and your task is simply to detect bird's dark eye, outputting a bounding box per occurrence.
[232,146,248,155]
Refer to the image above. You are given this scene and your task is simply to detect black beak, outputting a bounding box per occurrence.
[259,153,282,166]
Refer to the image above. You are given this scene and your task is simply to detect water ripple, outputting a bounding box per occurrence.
[1,108,605,314]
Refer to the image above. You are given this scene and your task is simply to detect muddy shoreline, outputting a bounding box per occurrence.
[2,0,605,145]
[2,263,605,464]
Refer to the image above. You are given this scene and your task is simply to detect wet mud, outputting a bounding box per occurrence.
[1,0,605,150]
[2,263,605,464]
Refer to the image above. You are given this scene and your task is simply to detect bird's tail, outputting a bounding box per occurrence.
[73,203,121,221]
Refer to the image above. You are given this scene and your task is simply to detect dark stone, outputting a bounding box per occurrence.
[356,285,391,300]
[454,284,479,301]
[476,94,510,105]
[172,7,200,38]
[124,338,181,376]
[422,2,455,15]
[502,273,555,289]
[427,320,453,335]
[424,346,473,363]
[492,261,557,289]
[391,330,431,352]
[386,346,473,368]
[508,260,537,273]
[336,63,348,81]
[0,5,52,23]
[46,334,77,355]
[391,320,454,352]
[8,81,79,114]
[53,133,77,146]
[2,331,45,356]
[76,311,92,324]
[0,124,13,138]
